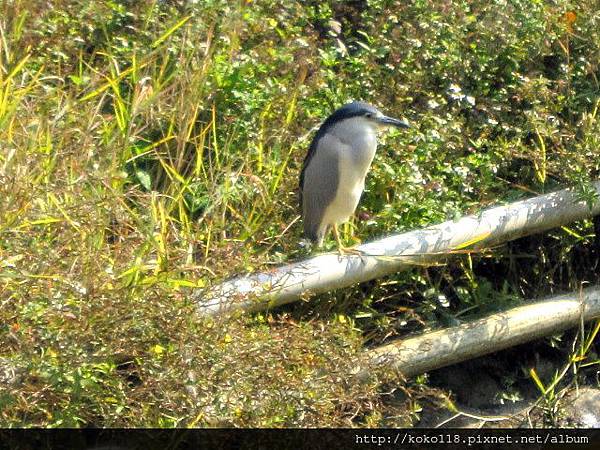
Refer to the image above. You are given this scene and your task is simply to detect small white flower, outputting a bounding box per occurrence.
[438,294,449,307]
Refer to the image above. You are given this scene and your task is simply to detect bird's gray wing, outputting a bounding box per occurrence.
[299,128,323,210]
[300,135,341,243]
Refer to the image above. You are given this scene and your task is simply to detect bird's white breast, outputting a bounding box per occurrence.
[320,117,378,225]
[331,117,378,190]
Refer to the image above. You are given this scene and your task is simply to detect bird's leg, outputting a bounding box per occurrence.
[333,224,363,256]
[349,224,361,245]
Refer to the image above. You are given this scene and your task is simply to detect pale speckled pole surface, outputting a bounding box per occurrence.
[359,285,600,379]
[196,180,600,317]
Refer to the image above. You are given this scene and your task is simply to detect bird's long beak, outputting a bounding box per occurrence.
[377,116,411,129]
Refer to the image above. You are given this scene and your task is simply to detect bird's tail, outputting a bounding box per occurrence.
[303,220,326,247]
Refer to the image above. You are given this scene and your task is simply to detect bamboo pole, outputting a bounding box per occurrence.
[197,181,600,316]
[359,285,600,379]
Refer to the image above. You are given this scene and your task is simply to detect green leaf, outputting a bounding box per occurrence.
[135,169,152,191]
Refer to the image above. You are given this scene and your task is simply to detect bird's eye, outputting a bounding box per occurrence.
[365,112,373,118]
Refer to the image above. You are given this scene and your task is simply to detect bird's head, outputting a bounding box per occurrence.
[324,101,410,134]
[362,105,411,131]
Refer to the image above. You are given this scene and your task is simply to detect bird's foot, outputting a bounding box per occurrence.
[332,224,364,257]
[336,244,364,257]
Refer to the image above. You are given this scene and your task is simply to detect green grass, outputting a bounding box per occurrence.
[1,0,599,427]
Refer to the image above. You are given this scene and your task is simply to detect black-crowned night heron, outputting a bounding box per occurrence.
[299,101,410,254]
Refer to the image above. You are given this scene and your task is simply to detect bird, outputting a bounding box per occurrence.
[299,101,410,254]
